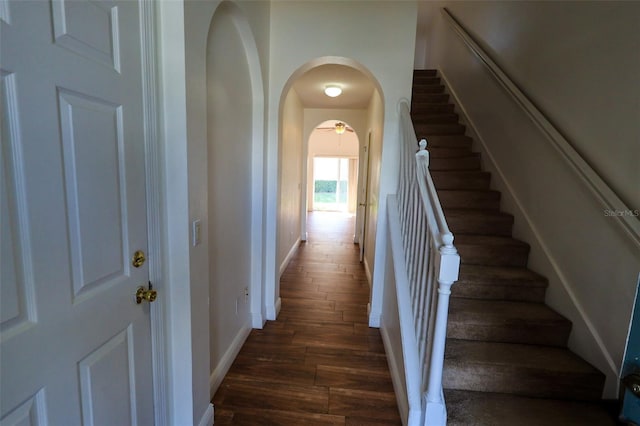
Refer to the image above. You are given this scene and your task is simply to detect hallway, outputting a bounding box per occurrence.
[213,212,402,425]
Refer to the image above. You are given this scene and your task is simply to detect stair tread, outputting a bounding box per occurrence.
[445,339,601,375]
[455,234,528,248]
[438,189,502,211]
[432,171,492,190]
[445,390,616,426]
[415,123,464,130]
[413,69,437,76]
[422,134,473,147]
[412,84,445,92]
[430,156,481,171]
[411,94,450,103]
[411,112,459,123]
[458,265,547,287]
[445,208,513,220]
[449,298,569,327]
[428,147,475,158]
[448,299,571,345]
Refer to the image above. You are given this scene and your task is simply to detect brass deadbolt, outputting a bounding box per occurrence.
[132,250,146,268]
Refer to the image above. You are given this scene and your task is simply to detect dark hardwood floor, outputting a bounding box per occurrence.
[213,211,402,425]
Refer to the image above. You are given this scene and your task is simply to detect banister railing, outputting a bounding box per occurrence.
[388,99,460,425]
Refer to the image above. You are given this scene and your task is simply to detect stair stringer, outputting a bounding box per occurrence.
[435,69,619,398]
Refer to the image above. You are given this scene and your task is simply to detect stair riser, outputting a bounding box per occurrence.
[428,147,475,159]
[413,70,437,77]
[451,284,546,303]
[447,217,513,237]
[430,156,481,171]
[432,173,491,190]
[456,245,529,267]
[411,113,459,124]
[411,104,455,114]
[439,191,501,210]
[412,94,449,103]
[415,124,466,136]
[412,77,440,86]
[447,322,571,346]
[422,135,472,148]
[413,85,445,94]
[443,366,604,401]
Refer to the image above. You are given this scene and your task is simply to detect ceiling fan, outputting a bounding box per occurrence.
[315,122,354,135]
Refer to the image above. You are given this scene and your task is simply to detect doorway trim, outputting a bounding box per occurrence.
[138,1,170,424]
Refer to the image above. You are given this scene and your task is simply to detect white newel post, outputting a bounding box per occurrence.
[424,234,460,425]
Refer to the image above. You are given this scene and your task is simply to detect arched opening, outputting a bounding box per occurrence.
[205,0,265,395]
[273,59,384,318]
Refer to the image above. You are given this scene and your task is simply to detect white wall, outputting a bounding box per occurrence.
[205,1,254,391]
[266,0,418,326]
[166,0,270,422]
[277,89,304,275]
[417,1,640,397]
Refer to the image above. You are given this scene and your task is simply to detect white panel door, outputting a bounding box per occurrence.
[0,1,154,424]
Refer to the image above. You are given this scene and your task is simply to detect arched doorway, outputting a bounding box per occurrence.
[205,0,265,394]
[271,59,384,320]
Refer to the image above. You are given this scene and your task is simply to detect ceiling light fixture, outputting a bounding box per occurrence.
[335,122,346,134]
[324,85,342,97]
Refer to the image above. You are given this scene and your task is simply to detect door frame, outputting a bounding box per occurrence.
[139,1,169,424]
[358,131,372,262]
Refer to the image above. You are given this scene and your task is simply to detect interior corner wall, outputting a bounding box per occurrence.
[419,1,640,397]
[277,89,304,274]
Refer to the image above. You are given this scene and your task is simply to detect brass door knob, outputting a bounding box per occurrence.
[135,284,157,304]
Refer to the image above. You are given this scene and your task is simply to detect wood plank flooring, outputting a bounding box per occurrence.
[213,212,402,425]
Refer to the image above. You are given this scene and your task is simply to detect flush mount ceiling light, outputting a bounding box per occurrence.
[324,85,342,97]
[334,122,346,134]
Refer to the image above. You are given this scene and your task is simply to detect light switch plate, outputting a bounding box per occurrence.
[192,219,201,247]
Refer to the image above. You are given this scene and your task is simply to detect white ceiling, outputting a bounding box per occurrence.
[292,64,375,109]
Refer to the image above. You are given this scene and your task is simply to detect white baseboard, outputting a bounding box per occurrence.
[251,312,265,329]
[363,256,372,287]
[279,238,301,277]
[368,307,381,328]
[266,297,281,320]
[198,403,214,426]
[209,324,251,397]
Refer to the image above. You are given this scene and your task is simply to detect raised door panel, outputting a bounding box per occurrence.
[0,70,36,338]
[0,390,46,426]
[58,88,129,302]
[52,0,120,71]
[79,326,136,426]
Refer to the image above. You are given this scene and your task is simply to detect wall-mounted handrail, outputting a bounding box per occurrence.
[441,7,640,248]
